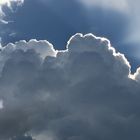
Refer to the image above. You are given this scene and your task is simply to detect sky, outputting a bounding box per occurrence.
[1,0,140,140]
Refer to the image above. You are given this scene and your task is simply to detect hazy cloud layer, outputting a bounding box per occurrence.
[0,34,140,140]
[78,0,129,12]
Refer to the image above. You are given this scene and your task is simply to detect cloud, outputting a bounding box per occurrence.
[0,0,23,5]
[2,0,132,69]
[0,100,3,109]
[3,0,139,72]
[0,0,24,22]
[0,39,56,74]
[0,33,140,140]
[0,0,140,71]
[78,0,129,13]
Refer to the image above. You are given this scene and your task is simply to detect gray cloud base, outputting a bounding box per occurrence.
[0,33,140,140]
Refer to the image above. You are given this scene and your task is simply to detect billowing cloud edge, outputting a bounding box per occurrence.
[0,33,139,81]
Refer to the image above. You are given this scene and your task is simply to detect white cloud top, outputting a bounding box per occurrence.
[0,39,56,73]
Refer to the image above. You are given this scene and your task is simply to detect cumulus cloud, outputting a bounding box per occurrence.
[0,33,140,140]
[0,39,56,74]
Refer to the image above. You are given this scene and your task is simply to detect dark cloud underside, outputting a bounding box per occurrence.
[0,34,140,140]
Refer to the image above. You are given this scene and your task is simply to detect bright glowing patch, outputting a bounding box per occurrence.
[0,100,3,109]
[0,0,11,5]
[0,0,24,6]
[0,0,24,19]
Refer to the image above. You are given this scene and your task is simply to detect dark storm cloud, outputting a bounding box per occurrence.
[0,33,140,140]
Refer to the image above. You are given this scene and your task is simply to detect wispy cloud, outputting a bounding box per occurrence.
[0,0,24,22]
